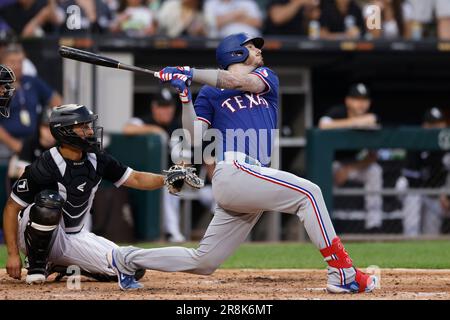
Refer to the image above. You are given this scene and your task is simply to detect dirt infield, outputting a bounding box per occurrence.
[1,269,450,300]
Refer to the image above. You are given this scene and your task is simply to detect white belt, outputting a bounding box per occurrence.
[218,151,261,166]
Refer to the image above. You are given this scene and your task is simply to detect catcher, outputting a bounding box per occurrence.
[2,103,203,285]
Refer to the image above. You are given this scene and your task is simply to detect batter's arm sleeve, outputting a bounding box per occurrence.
[182,99,209,146]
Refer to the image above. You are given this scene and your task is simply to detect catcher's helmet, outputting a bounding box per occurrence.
[216,33,264,70]
[0,64,16,118]
[49,104,103,153]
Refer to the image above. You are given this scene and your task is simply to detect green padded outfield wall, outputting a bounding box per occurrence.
[306,127,450,213]
[106,134,164,241]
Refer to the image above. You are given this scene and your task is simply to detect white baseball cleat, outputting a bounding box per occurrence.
[26,273,46,285]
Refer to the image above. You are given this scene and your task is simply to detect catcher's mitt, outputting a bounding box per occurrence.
[163,165,204,195]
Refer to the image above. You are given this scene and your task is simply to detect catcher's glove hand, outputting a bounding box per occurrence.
[163,165,204,195]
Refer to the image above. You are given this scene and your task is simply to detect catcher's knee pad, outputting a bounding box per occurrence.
[25,190,64,276]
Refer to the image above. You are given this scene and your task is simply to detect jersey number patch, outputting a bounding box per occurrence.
[17,179,29,192]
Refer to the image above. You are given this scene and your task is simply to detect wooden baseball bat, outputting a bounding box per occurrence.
[59,46,159,77]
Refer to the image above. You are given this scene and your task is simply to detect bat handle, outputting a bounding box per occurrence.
[153,71,192,87]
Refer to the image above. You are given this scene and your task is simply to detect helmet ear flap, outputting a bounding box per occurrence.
[230,47,249,58]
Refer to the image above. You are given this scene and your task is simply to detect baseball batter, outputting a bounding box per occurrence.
[108,33,378,293]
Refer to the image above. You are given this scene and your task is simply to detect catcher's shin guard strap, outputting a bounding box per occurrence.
[320,237,353,269]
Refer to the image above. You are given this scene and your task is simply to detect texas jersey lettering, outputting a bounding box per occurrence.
[195,67,279,166]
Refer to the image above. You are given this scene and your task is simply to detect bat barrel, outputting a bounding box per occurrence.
[59,46,119,68]
[60,46,160,78]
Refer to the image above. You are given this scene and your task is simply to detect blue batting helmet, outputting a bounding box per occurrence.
[216,33,264,70]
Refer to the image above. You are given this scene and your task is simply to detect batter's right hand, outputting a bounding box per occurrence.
[170,74,192,103]
[6,254,22,280]
[157,66,193,84]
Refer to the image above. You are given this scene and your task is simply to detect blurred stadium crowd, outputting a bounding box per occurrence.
[0,0,449,40]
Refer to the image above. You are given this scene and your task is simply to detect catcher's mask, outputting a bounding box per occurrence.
[0,64,16,118]
[49,104,103,153]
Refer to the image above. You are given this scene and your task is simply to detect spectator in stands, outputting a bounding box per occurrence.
[0,43,62,164]
[0,2,14,33]
[264,0,321,37]
[157,0,206,37]
[0,31,38,77]
[123,89,180,138]
[104,0,120,13]
[397,107,450,236]
[409,0,450,40]
[147,0,163,12]
[363,0,414,39]
[204,0,263,38]
[123,88,186,242]
[110,0,156,36]
[0,1,16,9]
[320,0,366,40]
[7,108,55,187]
[56,0,113,35]
[0,0,59,37]
[319,83,383,231]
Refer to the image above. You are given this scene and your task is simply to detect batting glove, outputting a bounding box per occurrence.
[170,73,192,103]
[158,66,193,84]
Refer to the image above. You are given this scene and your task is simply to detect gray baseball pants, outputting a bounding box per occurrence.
[113,160,353,283]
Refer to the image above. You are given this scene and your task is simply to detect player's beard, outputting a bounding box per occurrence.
[252,56,264,68]
[257,56,264,67]
[244,54,264,68]
[259,59,264,67]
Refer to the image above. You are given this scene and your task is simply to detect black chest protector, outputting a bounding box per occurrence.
[43,149,102,232]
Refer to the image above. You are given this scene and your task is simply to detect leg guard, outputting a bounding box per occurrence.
[321,237,378,293]
[320,237,353,268]
[24,190,64,281]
